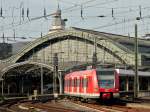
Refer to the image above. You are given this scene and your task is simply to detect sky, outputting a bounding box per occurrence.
[0,0,150,43]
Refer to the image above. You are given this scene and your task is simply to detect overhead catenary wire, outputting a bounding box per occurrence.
[0,0,118,29]
[3,5,150,19]
[0,0,128,24]
[1,0,150,42]
[62,0,98,13]
[60,5,148,19]
[0,6,146,34]
[91,14,150,30]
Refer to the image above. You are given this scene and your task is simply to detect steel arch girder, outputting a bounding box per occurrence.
[1,29,141,66]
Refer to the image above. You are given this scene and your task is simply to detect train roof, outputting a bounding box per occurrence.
[64,68,150,78]
[116,69,150,77]
[65,69,96,78]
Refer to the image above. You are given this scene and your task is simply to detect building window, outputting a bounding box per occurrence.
[139,77,148,90]
[129,77,134,91]
[119,76,126,91]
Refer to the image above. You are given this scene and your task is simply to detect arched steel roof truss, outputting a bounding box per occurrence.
[1,28,141,66]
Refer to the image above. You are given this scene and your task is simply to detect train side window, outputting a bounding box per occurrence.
[67,79,68,87]
[75,78,77,87]
[86,78,88,87]
[69,79,72,87]
[82,78,84,87]
[139,77,148,90]
[80,78,82,87]
[74,78,76,87]
[77,78,80,87]
[72,78,74,87]
[83,78,88,87]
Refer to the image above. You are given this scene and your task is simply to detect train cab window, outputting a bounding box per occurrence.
[96,70,115,88]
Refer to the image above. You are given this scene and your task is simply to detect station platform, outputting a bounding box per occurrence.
[137,96,150,103]
[127,96,150,109]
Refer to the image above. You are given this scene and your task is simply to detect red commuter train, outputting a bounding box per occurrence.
[64,68,119,100]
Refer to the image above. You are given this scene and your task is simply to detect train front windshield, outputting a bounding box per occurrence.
[96,70,115,88]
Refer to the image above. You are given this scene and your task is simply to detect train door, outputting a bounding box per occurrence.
[80,77,83,94]
[69,78,72,93]
[88,76,92,93]
[72,77,74,94]
[74,77,77,93]
[115,71,119,91]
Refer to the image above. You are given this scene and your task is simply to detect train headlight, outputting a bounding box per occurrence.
[115,88,119,91]
[94,88,99,92]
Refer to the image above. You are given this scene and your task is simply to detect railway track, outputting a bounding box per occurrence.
[1,97,150,112]
[0,98,30,112]
[68,99,150,112]
[0,99,19,112]
[23,102,80,112]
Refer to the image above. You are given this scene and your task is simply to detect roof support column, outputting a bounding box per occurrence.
[40,66,44,95]
[134,24,139,99]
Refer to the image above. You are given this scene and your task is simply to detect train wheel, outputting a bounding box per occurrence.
[81,98,87,103]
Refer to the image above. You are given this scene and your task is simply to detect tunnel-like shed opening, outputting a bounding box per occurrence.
[0,62,61,97]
